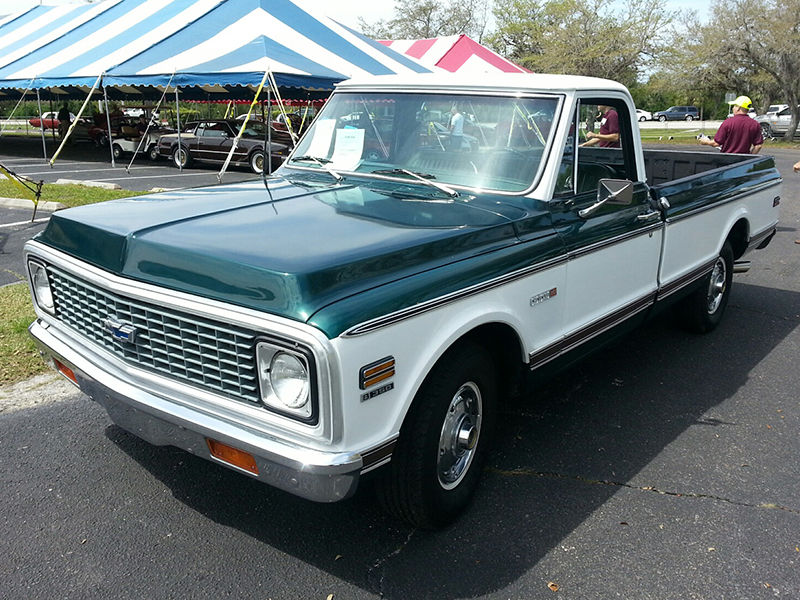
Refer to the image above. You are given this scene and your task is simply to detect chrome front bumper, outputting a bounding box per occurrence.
[29,319,362,503]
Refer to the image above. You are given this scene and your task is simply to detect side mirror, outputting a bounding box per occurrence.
[578,179,634,218]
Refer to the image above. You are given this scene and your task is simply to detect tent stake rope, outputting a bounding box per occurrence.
[36,88,48,161]
[217,70,270,183]
[50,73,103,167]
[125,71,176,173]
[0,78,34,141]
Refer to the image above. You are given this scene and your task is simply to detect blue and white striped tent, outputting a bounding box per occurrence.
[0,0,432,97]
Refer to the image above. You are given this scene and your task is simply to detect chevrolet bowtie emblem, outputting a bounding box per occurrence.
[103,317,137,344]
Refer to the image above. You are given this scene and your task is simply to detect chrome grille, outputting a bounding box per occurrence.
[48,265,259,404]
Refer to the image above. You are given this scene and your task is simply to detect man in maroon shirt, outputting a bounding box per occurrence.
[699,96,763,154]
[581,105,620,148]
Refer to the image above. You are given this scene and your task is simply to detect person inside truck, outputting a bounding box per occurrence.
[699,95,762,154]
[580,104,620,148]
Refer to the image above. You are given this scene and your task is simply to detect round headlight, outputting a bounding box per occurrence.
[31,263,54,311]
[270,352,309,409]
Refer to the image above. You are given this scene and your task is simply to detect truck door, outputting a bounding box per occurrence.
[550,97,663,349]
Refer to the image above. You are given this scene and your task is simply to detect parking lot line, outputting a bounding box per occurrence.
[0,217,50,228]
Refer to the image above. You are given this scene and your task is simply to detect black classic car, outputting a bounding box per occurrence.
[157,119,291,173]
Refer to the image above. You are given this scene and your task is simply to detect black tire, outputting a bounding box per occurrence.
[658,115,666,122]
[639,116,646,122]
[760,123,772,139]
[96,134,108,148]
[148,144,159,161]
[377,341,497,529]
[172,146,192,168]
[112,143,124,160]
[685,115,694,121]
[249,150,265,174]
[674,241,734,334]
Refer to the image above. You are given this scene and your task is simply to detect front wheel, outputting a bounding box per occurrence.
[760,123,772,138]
[376,341,497,529]
[658,115,666,122]
[674,241,734,333]
[112,143,124,160]
[639,116,646,122]
[148,144,159,161]
[249,149,265,174]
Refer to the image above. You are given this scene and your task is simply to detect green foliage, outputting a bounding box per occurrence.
[486,0,673,87]
[0,283,46,386]
[359,0,491,41]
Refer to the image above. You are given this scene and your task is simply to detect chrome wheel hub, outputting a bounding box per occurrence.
[706,257,727,314]
[438,382,482,490]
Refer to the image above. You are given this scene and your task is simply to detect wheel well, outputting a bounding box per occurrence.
[460,323,525,401]
[727,218,749,260]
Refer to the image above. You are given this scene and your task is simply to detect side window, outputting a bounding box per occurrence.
[576,98,636,193]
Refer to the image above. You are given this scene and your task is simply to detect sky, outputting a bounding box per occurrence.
[0,0,710,30]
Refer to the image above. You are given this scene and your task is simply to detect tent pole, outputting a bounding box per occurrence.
[48,93,55,144]
[102,79,115,168]
[36,89,48,161]
[175,87,182,172]
[266,87,272,176]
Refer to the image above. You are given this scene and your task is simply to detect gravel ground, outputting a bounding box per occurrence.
[0,372,77,414]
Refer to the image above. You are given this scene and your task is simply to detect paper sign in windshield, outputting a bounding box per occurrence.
[305,119,336,159]
[330,128,365,171]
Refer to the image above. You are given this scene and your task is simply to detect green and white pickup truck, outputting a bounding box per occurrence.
[25,74,781,528]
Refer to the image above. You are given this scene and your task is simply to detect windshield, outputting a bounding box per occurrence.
[287,91,561,193]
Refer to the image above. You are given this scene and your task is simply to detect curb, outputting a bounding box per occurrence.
[0,196,66,212]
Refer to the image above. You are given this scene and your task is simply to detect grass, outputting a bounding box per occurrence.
[0,179,151,386]
[0,178,149,208]
[0,282,47,386]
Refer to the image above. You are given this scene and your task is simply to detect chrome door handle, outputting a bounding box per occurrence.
[637,210,661,222]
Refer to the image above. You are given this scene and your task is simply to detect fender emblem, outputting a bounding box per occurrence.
[103,318,137,344]
[530,287,557,306]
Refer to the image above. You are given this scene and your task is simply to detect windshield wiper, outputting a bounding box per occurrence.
[290,155,343,182]
[370,168,458,198]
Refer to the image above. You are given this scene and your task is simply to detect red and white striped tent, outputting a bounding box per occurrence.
[378,34,529,74]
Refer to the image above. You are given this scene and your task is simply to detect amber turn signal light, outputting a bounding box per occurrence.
[54,358,78,386]
[206,439,259,474]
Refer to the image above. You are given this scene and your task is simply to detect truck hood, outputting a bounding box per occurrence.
[38,175,528,325]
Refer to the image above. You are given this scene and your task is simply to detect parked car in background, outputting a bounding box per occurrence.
[653,106,699,121]
[726,107,758,119]
[635,109,651,122]
[157,119,290,173]
[765,104,788,116]
[755,105,799,138]
[29,111,75,130]
[111,124,176,161]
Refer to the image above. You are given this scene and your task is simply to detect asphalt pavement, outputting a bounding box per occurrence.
[1,144,799,599]
[0,135,258,192]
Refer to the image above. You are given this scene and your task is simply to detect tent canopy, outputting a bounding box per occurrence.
[0,0,432,98]
[379,34,528,74]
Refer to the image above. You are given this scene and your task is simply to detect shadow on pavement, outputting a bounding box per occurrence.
[107,282,800,598]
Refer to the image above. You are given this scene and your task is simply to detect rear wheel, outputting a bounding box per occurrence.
[112,143,124,160]
[148,144,159,161]
[249,150,265,174]
[760,123,772,138]
[172,146,192,168]
[377,341,497,529]
[674,241,734,334]
[685,115,694,121]
[96,134,108,148]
